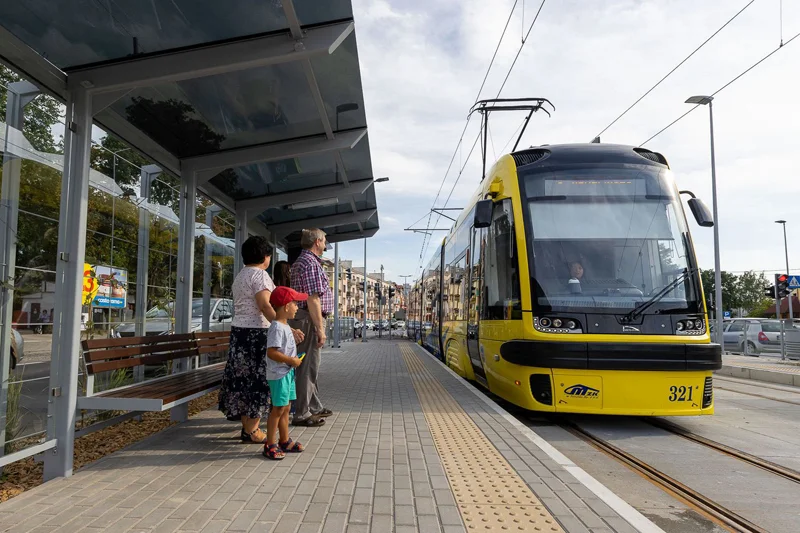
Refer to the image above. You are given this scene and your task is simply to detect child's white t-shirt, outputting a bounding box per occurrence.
[266,321,297,380]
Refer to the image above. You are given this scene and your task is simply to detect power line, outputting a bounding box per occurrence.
[429,1,548,243]
[640,29,800,146]
[417,0,550,276]
[415,0,521,276]
[595,0,755,139]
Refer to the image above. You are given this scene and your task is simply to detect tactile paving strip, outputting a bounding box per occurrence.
[400,345,563,532]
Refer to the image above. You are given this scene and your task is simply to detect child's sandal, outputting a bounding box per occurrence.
[279,438,304,453]
[263,443,285,460]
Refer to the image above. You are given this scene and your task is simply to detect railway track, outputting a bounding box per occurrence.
[561,421,769,533]
[645,418,800,485]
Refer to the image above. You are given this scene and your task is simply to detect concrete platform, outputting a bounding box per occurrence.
[0,341,663,533]
[717,354,800,387]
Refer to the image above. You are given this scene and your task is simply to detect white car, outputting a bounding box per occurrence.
[112,298,233,337]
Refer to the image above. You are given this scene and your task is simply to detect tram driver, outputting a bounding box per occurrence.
[567,261,584,293]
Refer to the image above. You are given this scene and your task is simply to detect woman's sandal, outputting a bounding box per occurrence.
[279,438,304,453]
[241,428,267,443]
[263,443,285,460]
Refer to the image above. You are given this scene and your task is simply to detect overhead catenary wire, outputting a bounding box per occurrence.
[417,0,549,273]
[415,0,521,275]
[594,0,755,140]
[640,29,800,146]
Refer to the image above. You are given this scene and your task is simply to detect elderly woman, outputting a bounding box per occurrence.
[218,237,281,443]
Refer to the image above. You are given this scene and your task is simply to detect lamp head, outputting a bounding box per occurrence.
[685,95,713,105]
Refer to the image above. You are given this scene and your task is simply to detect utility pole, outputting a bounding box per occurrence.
[379,265,384,339]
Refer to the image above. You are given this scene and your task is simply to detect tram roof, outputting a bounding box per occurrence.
[512,143,670,169]
[0,0,378,244]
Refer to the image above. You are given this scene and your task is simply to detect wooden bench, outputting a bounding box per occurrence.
[79,331,229,415]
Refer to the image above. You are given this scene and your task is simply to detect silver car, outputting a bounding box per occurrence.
[723,318,784,355]
[9,328,24,369]
[112,298,233,337]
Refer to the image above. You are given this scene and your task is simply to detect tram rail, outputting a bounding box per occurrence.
[560,421,768,533]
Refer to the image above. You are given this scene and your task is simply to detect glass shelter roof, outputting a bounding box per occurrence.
[0,0,378,243]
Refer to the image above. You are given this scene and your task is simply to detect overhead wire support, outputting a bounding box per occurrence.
[594,0,755,140]
[468,97,554,180]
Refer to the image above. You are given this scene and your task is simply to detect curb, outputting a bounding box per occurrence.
[716,365,800,387]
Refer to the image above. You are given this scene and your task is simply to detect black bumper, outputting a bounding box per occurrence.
[499,340,722,371]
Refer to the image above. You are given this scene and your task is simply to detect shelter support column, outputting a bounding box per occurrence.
[234,208,247,277]
[201,205,222,366]
[171,169,197,422]
[43,86,92,481]
[0,81,39,466]
[133,165,160,381]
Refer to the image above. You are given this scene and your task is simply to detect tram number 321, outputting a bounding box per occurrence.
[668,385,697,402]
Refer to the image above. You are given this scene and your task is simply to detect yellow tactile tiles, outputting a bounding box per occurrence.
[400,345,563,532]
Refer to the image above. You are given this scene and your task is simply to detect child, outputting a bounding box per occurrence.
[264,286,307,460]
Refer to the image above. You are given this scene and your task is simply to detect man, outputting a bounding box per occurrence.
[289,228,334,427]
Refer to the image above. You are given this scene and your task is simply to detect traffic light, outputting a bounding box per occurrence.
[777,274,791,298]
[376,290,382,301]
[389,286,395,299]
[346,268,352,280]
[764,284,776,299]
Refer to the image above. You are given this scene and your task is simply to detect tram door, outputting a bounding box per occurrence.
[467,225,487,386]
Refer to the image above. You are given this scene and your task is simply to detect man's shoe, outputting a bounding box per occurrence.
[292,416,326,427]
[312,408,333,418]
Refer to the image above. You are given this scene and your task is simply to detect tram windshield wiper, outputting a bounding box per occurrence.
[622,268,696,323]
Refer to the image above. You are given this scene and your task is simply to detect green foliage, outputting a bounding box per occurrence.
[0,65,63,153]
[700,269,772,316]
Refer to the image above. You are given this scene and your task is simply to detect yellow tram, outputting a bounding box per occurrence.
[408,140,721,416]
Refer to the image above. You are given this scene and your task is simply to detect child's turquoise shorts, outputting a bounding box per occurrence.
[268,369,296,407]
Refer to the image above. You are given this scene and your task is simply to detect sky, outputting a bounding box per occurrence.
[326,0,800,285]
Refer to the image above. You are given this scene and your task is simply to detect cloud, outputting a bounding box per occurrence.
[341,0,800,283]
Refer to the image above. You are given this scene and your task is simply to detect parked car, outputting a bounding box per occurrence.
[723,318,784,355]
[393,320,406,330]
[112,298,233,337]
[9,328,24,370]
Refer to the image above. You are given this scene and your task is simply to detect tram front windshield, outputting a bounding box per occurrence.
[521,166,701,314]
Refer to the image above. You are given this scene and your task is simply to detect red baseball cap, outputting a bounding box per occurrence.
[270,286,308,308]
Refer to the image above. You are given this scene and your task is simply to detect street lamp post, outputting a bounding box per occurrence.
[686,95,723,343]
[361,176,390,342]
[775,220,793,320]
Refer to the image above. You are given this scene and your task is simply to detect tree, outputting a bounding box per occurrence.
[700,270,772,317]
[0,65,63,153]
[700,269,742,313]
[737,271,771,314]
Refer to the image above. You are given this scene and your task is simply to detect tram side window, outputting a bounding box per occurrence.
[483,199,522,320]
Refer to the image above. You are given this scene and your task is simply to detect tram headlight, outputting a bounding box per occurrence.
[694,319,704,330]
[539,317,552,327]
[552,318,563,328]
[566,320,576,330]
[676,321,685,331]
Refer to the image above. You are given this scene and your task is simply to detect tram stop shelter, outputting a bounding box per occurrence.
[0,1,379,480]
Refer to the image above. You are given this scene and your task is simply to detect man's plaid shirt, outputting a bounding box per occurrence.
[291,249,334,314]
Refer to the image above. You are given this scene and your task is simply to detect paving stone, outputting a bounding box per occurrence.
[0,342,638,533]
[394,505,417,526]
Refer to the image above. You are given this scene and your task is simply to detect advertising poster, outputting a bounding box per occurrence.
[90,265,128,309]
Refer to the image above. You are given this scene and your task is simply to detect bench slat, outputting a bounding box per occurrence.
[84,340,198,362]
[83,333,195,350]
[195,337,231,347]
[197,345,229,355]
[89,348,199,374]
[94,364,225,400]
[194,331,230,339]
